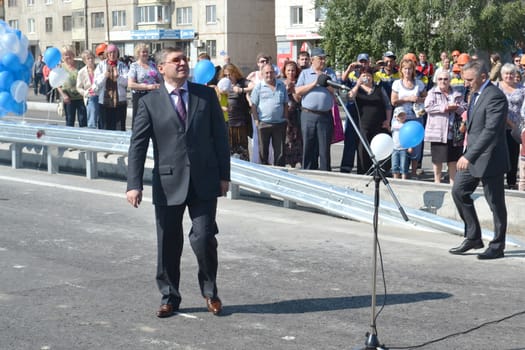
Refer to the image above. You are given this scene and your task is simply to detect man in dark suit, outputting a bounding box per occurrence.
[126,47,230,317]
[449,60,509,260]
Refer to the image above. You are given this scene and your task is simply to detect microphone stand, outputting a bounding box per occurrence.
[332,90,409,350]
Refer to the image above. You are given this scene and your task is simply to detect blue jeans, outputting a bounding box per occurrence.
[86,96,100,128]
[391,149,409,175]
[64,99,87,127]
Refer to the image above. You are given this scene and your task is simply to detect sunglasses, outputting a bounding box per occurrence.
[437,78,449,81]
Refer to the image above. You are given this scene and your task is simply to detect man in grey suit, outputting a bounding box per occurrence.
[126,47,230,317]
[449,60,509,260]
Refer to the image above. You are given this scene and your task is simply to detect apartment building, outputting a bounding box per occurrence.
[274,0,324,69]
[3,0,276,73]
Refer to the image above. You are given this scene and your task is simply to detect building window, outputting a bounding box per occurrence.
[206,5,216,24]
[176,7,192,25]
[8,20,19,29]
[315,7,327,22]
[27,18,35,33]
[205,40,216,58]
[27,0,34,5]
[112,10,126,27]
[45,17,53,32]
[63,16,72,32]
[72,10,85,29]
[8,0,17,7]
[91,12,105,28]
[290,6,303,25]
[138,5,170,24]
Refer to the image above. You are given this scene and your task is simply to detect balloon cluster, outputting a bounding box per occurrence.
[0,20,33,117]
[43,47,68,89]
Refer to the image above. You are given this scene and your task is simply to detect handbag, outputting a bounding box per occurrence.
[331,98,344,144]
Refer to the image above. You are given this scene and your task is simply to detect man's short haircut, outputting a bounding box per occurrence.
[298,51,310,58]
[462,59,489,77]
[256,52,270,62]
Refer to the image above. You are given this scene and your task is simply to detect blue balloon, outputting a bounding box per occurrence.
[193,59,216,84]
[24,51,35,70]
[2,52,21,70]
[43,47,61,69]
[0,91,16,112]
[11,100,27,115]
[0,70,14,91]
[399,120,425,148]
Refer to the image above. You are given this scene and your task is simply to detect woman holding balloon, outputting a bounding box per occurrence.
[57,46,87,127]
[423,71,466,184]
[391,58,427,178]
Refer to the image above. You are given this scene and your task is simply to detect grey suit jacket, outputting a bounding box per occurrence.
[127,81,230,206]
[464,81,510,178]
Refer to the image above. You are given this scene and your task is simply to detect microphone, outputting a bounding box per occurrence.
[317,74,351,91]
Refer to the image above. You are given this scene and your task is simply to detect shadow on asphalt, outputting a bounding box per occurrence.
[179,291,452,316]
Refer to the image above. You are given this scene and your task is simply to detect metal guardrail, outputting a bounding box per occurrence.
[230,158,508,240]
[0,120,152,179]
[0,120,521,246]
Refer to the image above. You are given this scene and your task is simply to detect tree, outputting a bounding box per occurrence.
[316,0,525,65]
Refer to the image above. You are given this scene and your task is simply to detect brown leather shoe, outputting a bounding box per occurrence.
[205,297,222,315]
[156,304,176,318]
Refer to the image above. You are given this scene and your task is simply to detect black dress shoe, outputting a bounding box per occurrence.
[477,249,504,260]
[449,239,484,255]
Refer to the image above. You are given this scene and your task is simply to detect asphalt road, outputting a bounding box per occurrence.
[1,166,524,350]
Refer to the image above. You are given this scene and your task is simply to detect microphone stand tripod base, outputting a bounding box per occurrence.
[353,333,388,350]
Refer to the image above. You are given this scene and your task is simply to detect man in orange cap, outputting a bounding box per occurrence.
[95,43,107,61]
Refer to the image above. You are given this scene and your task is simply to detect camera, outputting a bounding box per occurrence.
[354,64,362,69]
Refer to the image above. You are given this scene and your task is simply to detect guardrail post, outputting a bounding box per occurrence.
[85,151,98,179]
[47,146,59,174]
[9,143,22,169]
[283,199,297,209]
[228,183,240,200]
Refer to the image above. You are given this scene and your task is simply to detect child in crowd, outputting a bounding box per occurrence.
[391,107,410,179]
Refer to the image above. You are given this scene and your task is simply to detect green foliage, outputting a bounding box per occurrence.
[316,0,525,64]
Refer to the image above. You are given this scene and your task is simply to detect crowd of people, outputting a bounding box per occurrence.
[32,44,525,191]
[32,42,158,132]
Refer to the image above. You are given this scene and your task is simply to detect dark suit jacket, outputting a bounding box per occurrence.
[127,81,230,205]
[464,82,510,178]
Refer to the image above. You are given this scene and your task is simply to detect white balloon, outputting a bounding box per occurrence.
[370,133,394,161]
[10,80,28,103]
[217,77,232,93]
[49,67,68,88]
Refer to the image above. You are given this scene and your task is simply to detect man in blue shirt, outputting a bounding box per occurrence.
[250,63,289,166]
[295,47,336,171]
